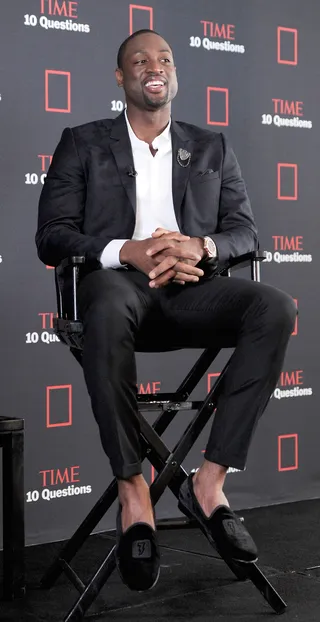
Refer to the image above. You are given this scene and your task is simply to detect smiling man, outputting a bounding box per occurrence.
[36,29,296,591]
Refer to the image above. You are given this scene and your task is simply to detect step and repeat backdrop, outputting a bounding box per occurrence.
[0,0,319,546]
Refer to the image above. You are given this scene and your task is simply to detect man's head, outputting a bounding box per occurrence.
[115,30,178,111]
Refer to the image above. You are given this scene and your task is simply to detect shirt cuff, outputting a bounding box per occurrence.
[99,240,129,269]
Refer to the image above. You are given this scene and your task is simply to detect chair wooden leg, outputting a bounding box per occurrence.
[243,563,287,614]
[196,532,287,614]
[41,479,118,589]
[2,431,25,600]
[64,547,116,622]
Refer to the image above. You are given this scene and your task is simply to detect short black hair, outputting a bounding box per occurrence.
[117,29,163,70]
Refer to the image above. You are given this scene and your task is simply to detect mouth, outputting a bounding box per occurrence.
[143,78,167,94]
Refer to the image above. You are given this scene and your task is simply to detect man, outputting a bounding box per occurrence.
[36,29,296,591]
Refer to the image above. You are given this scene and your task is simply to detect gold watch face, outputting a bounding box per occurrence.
[204,237,216,258]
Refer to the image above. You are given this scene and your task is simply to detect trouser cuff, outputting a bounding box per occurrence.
[204,450,246,471]
[113,461,142,480]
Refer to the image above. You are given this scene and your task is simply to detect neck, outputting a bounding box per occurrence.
[126,103,171,144]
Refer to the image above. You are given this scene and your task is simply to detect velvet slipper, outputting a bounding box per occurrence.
[115,506,160,591]
[178,474,258,563]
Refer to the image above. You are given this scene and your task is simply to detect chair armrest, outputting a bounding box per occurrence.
[55,256,86,321]
[220,251,267,282]
[58,256,86,271]
[223,250,266,270]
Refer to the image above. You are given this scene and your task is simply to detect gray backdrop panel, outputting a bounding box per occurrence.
[0,0,319,545]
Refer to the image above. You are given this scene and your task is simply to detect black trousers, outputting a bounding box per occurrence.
[78,268,297,480]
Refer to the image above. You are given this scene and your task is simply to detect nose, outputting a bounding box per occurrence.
[146,59,164,74]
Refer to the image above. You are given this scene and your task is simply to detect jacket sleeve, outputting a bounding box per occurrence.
[209,133,258,264]
[35,127,111,267]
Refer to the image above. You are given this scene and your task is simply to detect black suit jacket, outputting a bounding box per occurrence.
[36,112,258,273]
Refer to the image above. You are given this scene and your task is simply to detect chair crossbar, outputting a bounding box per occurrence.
[136,345,221,406]
[138,359,227,503]
[59,559,86,595]
[138,400,212,411]
[65,548,117,622]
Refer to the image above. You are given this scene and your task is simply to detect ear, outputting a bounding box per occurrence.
[115,68,123,87]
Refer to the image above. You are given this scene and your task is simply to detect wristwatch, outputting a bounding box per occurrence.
[203,236,217,260]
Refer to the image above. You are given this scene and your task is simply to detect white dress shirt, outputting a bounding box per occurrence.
[100,110,180,269]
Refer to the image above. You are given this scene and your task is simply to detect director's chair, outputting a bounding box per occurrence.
[41,250,287,621]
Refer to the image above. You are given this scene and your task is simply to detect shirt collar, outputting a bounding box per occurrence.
[125,108,171,151]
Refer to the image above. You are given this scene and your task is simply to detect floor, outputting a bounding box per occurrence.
[1,499,320,621]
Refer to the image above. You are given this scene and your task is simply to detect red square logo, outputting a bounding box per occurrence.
[45,70,71,113]
[46,385,72,428]
[207,372,221,393]
[278,434,298,471]
[277,27,298,65]
[277,163,298,200]
[292,298,298,335]
[207,87,229,126]
[129,4,153,34]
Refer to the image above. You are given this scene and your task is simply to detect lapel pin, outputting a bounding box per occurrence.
[177,148,191,168]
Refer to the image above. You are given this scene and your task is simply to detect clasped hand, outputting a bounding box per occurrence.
[120,228,205,288]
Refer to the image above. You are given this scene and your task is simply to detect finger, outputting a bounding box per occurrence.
[151,228,170,238]
[147,240,201,261]
[146,239,176,256]
[149,268,176,288]
[152,253,192,266]
[151,229,190,241]
[174,262,204,277]
[174,273,191,283]
[173,273,199,283]
[149,255,178,280]
[173,279,186,285]
[159,247,201,260]
[163,233,191,241]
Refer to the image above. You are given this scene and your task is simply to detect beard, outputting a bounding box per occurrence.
[142,87,170,109]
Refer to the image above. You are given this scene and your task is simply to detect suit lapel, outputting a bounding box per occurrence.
[171,121,193,231]
[106,114,193,224]
[108,112,136,213]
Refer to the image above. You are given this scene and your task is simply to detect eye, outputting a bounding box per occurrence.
[161,58,171,63]
[134,59,146,65]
